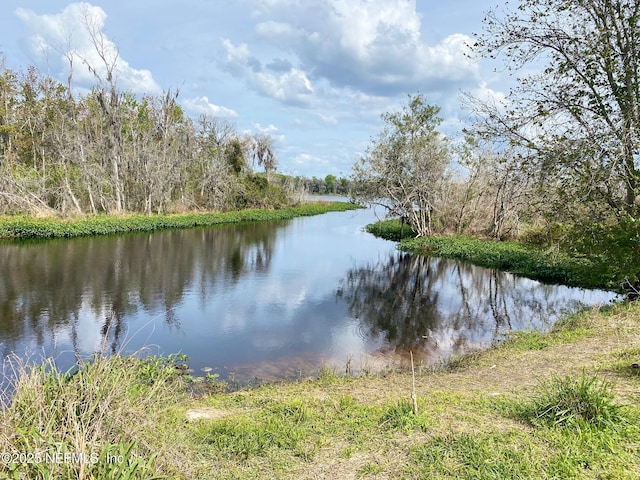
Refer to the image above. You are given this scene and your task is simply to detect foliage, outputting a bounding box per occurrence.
[471,0,640,218]
[366,217,633,292]
[554,216,640,294]
[351,93,450,237]
[365,218,415,241]
[0,53,292,216]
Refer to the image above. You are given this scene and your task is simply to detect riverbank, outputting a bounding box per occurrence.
[366,219,629,293]
[0,202,360,240]
[1,300,639,479]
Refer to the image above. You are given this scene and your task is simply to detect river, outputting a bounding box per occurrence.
[0,205,617,384]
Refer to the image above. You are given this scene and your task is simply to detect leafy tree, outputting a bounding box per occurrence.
[471,0,640,219]
[324,174,336,194]
[351,93,450,237]
[337,177,350,195]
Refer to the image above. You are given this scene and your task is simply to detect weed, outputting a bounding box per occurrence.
[508,372,624,428]
[0,353,186,479]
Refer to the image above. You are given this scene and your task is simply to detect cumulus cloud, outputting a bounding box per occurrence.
[250,123,286,143]
[15,2,161,95]
[246,0,479,96]
[182,96,238,118]
[222,38,314,105]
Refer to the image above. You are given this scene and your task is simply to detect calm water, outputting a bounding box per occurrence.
[0,206,617,383]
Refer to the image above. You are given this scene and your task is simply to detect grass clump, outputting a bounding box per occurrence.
[508,372,624,428]
[0,353,187,479]
[378,399,430,432]
[365,219,415,241]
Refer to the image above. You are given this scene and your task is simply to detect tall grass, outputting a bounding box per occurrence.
[0,353,186,479]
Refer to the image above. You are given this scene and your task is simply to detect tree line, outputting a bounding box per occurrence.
[0,55,307,216]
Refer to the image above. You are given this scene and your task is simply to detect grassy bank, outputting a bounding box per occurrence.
[366,219,625,292]
[1,301,639,479]
[0,202,360,240]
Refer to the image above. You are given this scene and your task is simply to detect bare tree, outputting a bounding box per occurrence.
[471,0,640,218]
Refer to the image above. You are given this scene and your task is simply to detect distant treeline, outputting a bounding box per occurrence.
[0,56,348,216]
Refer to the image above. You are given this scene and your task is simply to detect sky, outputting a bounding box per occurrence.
[0,0,509,178]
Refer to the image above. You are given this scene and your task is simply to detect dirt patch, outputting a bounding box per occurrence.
[185,407,237,421]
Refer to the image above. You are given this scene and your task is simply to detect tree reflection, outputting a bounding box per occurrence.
[0,220,283,358]
[339,251,595,365]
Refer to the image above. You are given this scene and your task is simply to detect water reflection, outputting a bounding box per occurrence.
[0,220,282,362]
[339,252,616,366]
[0,208,618,383]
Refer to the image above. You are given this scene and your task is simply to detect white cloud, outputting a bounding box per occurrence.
[15,2,161,95]
[221,38,314,105]
[251,123,286,142]
[292,153,330,169]
[182,96,238,118]
[245,0,479,96]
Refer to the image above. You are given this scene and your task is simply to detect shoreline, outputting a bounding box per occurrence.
[366,218,628,293]
[0,201,361,241]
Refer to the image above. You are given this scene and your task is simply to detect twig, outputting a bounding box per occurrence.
[410,351,418,415]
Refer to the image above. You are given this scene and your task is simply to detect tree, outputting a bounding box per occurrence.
[351,93,450,237]
[471,0,640,218]
[250,133,277,180]
[324,174,336,194]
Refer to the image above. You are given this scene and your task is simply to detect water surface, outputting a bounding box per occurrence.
[0,207,617,382]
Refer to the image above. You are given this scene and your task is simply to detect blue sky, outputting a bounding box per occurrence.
[0,1,508,178]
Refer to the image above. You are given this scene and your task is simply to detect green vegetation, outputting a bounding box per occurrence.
[2,301,640,479]
[0,353,187,479]
[506,372,624,428]
[0,201,359,240]
[366,218,633,292]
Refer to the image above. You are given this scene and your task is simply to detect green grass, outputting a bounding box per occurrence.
[0,353,188,479]
[366,219,624,292]
[505,372,625,428]
[408,431,543,479]
[0,202,361,240]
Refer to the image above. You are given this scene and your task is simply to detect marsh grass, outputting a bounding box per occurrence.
[366,218,627,292]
